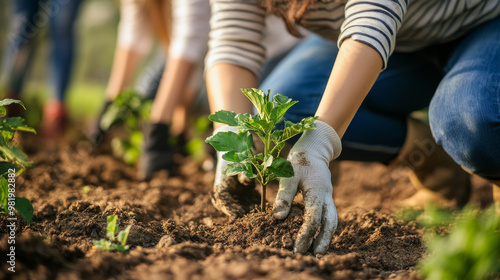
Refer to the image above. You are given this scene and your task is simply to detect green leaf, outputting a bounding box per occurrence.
[0,177,8,213]
[271,117,318,144]
[14,197,33,224]
[222,151,252,163]
[222,162,257,179]
[269,157,294,178]
[99,90,151,131]
[205,131,252,153]
[0,162,20,177]
[234,113,260,131]
[186,138,207,163]
[0,107,5,116]
[117,225,132,246]
[0,125,15,142]
[241,88,268,116]
[262,101,274,120]
[254,154,264,162]
[273,94,291,106]
[263,154,273,169]
[100,104,126,130]
[110,244,130,253]
[0,117,36,134]
[93,239,111,251]
[0,140,32,168]
[235,113,273,134]
[0,99,26,109]
[106,215,118,241]
[208,110,238,126]
[270,100,298,123]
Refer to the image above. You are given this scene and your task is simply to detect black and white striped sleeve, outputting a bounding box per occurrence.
[205,0,267,77]
[339,0,408,69]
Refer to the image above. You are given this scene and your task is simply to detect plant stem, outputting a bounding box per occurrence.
[261,183,266,212]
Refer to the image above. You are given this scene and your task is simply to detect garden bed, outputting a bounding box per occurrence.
[0,134,493,280]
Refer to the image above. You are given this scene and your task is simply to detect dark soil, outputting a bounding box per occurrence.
[0,132,494,280]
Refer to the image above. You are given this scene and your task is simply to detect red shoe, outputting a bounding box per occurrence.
[40,101,68,139]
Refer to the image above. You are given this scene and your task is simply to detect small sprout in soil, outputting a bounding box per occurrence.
[205,88,317,211]
[0,98,36,224]
[81,185,92,195]
[92,215,132,253]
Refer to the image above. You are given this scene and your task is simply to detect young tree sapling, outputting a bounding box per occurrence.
[205,88,317,211]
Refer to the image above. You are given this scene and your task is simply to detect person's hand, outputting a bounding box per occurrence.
[210,126,260,219]
[273,120,342,254]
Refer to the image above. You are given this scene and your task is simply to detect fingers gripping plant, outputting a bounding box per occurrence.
[205,88,317,211]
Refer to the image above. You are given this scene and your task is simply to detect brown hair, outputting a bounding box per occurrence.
[260,0,317,37]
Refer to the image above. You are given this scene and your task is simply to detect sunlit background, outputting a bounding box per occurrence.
[0,0,160,128]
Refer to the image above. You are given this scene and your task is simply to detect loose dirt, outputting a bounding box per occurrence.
[0,133,493,280]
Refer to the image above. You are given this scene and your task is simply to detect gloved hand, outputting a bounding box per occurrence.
[273,120,342,254]
[210,125,260,219]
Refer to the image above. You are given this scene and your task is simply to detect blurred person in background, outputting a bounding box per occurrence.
[89,0,305,181]
[0,0,84,139]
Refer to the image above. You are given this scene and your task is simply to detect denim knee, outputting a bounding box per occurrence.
[429,72,500,180]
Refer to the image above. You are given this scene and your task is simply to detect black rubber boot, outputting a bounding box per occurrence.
[86,100,113,146]
[137,122,177,181]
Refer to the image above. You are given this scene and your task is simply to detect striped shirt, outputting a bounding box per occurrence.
[206,0,500,75]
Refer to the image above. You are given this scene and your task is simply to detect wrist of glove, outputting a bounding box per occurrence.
[273,120,342,254]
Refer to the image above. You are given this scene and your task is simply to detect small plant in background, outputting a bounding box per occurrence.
[92,215,132,253]
[0,99,36,224]
[205,88,317,211]
[186,115,212,165]
[397,206,500,280]
[99,90,152,165]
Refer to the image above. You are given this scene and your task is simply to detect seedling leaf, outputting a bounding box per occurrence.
[222,151,253,163]
[0,177,7,213]
[222,162,256,179]
[14,197,33,224]
[263,154,273,169]
[117,225,132,246]
[0,99,26,109]
[93,215,132,253]
[0,117,36,134]
[0,162,20,177]
[205,131,252,153]
[270,94,298,122]
[271,117,318,144]
[241,88,268,117]
[106,215,118,241]
[208,110,238,126]
[269,157,294,178]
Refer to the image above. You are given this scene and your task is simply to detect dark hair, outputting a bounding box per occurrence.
[260,0,316,37]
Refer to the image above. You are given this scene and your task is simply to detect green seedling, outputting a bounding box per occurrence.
[0,98,35,224]
[186,115,212,164]
[100,90,152,165]
[397,206,500,280]
[205,88,317,211]
[92,215,132,253]
[418,206,500,280]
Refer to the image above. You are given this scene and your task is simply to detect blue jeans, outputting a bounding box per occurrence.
[260,17,500,180]
[1,0,83,101]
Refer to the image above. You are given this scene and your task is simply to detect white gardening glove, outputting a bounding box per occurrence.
[273,120,342,254]
[211,126,260,218]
